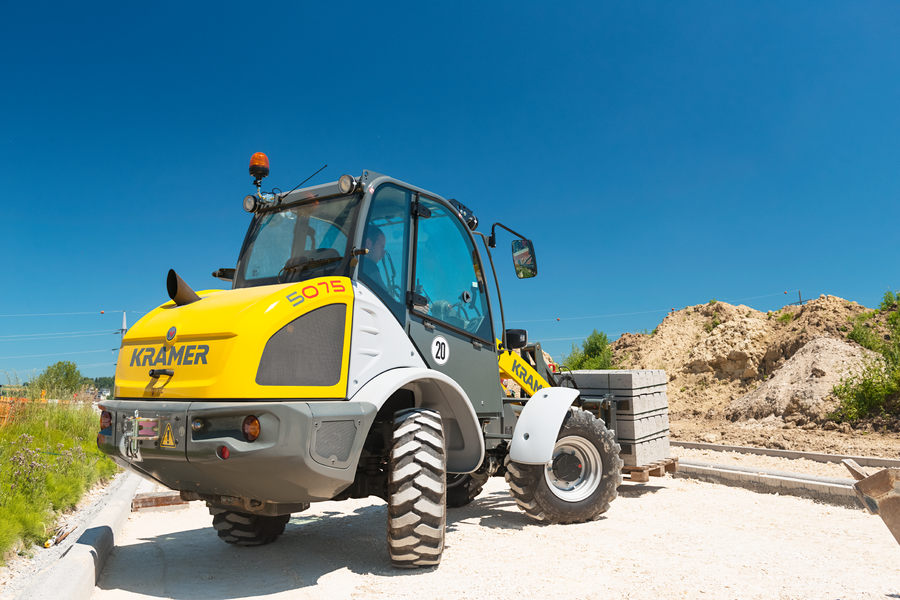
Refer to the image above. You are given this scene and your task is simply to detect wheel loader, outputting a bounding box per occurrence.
[97,154,627,568]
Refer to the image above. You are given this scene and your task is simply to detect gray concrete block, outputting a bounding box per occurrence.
[568,369,667,394]
[615,392,669,416]
[616,413,670,441]
[619,433,671,467]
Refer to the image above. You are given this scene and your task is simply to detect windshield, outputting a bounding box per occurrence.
[234,195,362,289]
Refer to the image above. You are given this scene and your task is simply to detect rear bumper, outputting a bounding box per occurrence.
[98,399,376,503]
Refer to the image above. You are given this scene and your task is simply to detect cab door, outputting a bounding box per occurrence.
[407,195,502,418]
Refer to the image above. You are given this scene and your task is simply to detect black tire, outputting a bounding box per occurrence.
[388,408,446,568]
[505,407,622,524]
[446,473,486,508]
[209,507,290,546]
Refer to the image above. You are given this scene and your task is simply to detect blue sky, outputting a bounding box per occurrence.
[2,1,899,380]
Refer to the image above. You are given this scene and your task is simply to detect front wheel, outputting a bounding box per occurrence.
[209,507,290,546]
[505,408,623,524]
[388,408,446,568]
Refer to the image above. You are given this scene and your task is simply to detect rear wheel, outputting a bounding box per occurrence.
[209,507,290,546]
[388,408,446,568]
[446,473,486,508]
[505,408,622,524]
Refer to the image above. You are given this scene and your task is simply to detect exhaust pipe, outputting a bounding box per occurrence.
[167,269,201,306]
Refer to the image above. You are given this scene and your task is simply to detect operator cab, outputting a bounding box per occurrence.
[229,158,538,414]
[232,168,497,344]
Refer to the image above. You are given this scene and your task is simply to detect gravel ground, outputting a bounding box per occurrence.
[92,475,900,600]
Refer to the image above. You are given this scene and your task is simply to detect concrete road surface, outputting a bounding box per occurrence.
[93,476,900,599]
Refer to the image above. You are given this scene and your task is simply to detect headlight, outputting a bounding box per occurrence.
[338,174,357,194]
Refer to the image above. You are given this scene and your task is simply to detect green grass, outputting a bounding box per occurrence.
[777,312,793,324]
[0,401,117,561]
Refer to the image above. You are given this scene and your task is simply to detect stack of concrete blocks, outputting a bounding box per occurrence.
[568,369,670,467]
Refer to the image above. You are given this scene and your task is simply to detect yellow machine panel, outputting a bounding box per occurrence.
[496,341,550,398]
[115,277,355,400]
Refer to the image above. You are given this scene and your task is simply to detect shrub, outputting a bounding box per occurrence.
[848,321,882,353]
[26,361,85,400]
[562,330,614,370]
[708,299,717,306]
[880,290,898,312]
[832,360,900,420]
[777,312,793,324]
[831,290,900,420]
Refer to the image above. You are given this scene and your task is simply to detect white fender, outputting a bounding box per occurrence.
[508,387,580,465]
[348,367,485,474]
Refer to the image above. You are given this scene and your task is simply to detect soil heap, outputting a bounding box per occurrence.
[607,294,899,456]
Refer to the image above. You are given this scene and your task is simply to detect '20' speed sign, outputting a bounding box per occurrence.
[431,335,449,365]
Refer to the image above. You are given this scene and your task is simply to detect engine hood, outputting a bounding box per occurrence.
[114,277,355,400]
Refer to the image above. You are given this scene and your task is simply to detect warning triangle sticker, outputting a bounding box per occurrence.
[160,423,176,448]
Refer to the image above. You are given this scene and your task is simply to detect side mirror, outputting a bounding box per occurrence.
[212,268,235,282]
[505,329,528,350]
[511,239,537,279]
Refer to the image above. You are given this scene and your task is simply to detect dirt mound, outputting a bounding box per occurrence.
[724,336,874,423]
[610,294,886,420]
[604,293,900,456]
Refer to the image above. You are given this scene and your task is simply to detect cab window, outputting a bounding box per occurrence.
[359,184,411,323]
[413,198,491,341]
[235,195,360,289]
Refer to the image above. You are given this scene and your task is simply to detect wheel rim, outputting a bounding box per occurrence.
[543,436,603,502]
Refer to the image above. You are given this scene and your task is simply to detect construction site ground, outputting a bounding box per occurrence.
[89,476,898,600]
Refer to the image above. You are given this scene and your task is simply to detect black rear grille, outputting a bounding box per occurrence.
[256,304,346,386]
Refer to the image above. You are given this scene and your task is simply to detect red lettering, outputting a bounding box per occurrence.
[331,279,345,292]
[302,286,319,299]
[317,281,331,294]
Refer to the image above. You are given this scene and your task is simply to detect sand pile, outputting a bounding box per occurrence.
[724,336,874,423]
[609,294,886,420]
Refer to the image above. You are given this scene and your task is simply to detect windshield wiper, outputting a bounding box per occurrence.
[283,255,343,273]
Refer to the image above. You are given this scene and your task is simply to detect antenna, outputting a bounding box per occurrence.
[279,165,328,201]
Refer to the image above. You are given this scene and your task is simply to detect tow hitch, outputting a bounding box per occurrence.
[122,410,161,461]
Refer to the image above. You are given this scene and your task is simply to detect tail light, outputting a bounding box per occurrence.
[242,416,260,442]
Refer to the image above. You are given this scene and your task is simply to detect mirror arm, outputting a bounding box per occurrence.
[474,231,507,354]
[489,222,529,248]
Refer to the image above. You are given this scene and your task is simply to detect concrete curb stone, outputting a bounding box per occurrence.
[16,472,141,600]
[675,461,862,509]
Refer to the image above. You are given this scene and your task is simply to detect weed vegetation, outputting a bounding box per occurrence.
[831,290,900,421]
[1,373,117,561]
[704,312,721,333]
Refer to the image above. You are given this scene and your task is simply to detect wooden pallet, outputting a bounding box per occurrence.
[622,457,679,482]
[132,491,188,512]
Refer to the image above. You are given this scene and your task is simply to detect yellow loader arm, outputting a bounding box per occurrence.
[497,339,550,398]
